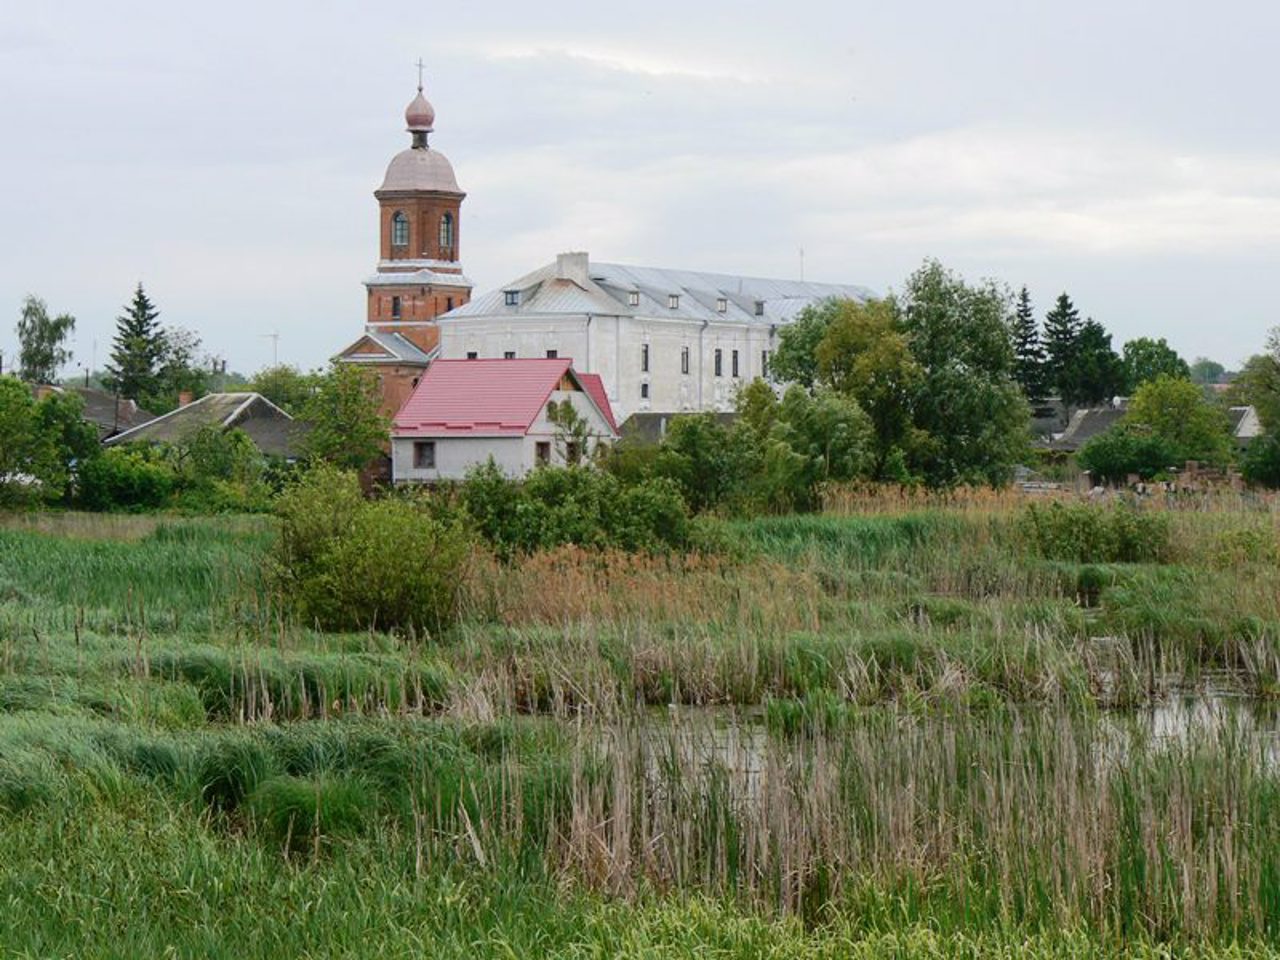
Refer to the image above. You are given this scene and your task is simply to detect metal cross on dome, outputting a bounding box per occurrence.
[415,57,425,91]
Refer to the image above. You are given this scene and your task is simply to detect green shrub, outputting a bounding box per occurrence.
[273,464,471,634]
[1019,502,1173,563]
[78,446,175,511]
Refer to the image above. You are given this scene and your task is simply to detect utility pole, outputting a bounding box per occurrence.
[799,246,805,282]
[260,331,280,368]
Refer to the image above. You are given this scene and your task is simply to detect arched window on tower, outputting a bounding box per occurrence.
[391,211,409,247]
[439,213,454,258]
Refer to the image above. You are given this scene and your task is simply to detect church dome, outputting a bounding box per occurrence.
[378,147,462,194]
[405,89,435,132]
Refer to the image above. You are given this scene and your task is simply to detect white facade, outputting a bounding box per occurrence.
[392,388,614,482]
[437,253,874,424]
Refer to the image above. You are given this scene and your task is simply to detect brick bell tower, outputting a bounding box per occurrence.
[364,78,472,353]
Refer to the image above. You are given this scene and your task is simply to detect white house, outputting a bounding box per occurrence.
[435,252,875,424]
[390,357,619,482]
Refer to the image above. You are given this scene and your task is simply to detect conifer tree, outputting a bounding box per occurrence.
[1042,292,1083,402]
[1011,286,1046,400]
[104,283,166,401]
[1071,319,1127,406]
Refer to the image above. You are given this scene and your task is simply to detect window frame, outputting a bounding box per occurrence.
[413,440,436,470]
[391,295,402,320]
[714,348,723,377]
[681,346,690,375]
[438,213,454,255]
[732,349,739,378]
[640,381,649,400]
[391,211,410,247]
[641,343,650,373]
[535,441,551,464]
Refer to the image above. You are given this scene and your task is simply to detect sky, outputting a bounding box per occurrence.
[1,0,1278,377]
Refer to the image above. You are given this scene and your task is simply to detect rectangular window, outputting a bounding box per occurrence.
[413,441,436,470]
[566,441,581,465]
[504,351,516,360]
[628,291,640,307]
[732,349,739,378]
[446,297,454,311]
[391,296,402,320]
[668,294,680,309]
[762,350,770,378]
[504,290,520,306]
[641,343,650,373]
[545,349,558,359]
[681,346,690,375]
[716,297,727,313]
[754,300,765,317]
[714,348,723,377]
[466,351,478,360]
[640,382,649,399]
[535,441,551,464]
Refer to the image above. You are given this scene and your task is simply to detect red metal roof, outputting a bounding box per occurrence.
[392,358,617,438]
[575,372,618,432]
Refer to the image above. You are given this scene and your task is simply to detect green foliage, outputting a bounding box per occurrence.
[0,376,51,505]
[250,364,318,415]
[1229,329,1280,433]
[459,460,691,557]
[103,283,166,402]
[813,298,919,476]
[654,413,750,513]
[1011,286,1047,400]
[1122,337,1190,389]
[1242,434,1280,489]
[16,295,75,384]
[1019,502,1173,563]
[1069,319,1128,406]
[768,299,836,389]
[299,361,390,470]
[1189,357,1226,385]
[1126,374,1232,467]
[1042,292,1083,399]
[247,775,374,852]
[1077,425,1179,484]
[273,464,469,633]
[78,446,176,511]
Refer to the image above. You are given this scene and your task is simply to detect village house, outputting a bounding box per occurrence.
[105,392,308,458]
[390,358,618,482]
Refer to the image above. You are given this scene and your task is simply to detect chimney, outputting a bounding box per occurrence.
[178,390,194,407]
[555,251,590,286]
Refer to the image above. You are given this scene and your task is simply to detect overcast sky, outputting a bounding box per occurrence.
[1,0,1277,377]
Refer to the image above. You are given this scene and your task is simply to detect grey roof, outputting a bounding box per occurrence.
[337,330,436,365]
[621,410,737,445]
[378,147,462,195]
[29,385,154,440]
[1050,407,1127,452]
[439,252,876,328]
[104,393,308,458]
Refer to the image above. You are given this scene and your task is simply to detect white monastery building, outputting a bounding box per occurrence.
[437,252,875,424]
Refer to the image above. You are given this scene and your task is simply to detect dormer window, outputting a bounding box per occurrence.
[391,211,409,247]
[668,294,680,310]
[504,290,520,307]
[716,297,728,313]
[754,300,766,317]
[628,291,640,308]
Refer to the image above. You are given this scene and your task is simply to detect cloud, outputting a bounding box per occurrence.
[462,40,765,85]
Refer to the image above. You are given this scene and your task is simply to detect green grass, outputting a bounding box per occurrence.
[3,504,1280,955]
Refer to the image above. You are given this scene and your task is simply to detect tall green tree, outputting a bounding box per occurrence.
[769,299,838,388]
[16,295,75,384]
[1069,319,1127,406]
[250,364,318,415]
[1042,293,1083,401]
[1229,328,1280,432]
[299,361,390,470]
[1011,286,1047,399]
[813,297,920,477]
[1189,357,1226,385]
[1125,374,1232,467]
[1122,337,1190,389]
[104,284,166,402]
[893,261,1027,487]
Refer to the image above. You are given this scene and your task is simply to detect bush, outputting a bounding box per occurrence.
[459,461,693,558]
[273,464,471,634]
[1019,501,1173,564]
[78,446,175,511]
[1078,426,1179,485]
[1242,435,1280,489]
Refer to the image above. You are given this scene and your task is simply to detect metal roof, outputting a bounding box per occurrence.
[392,358,618,439]
[337,330,436,365]
[439,252,875,327]
[104,393,306,457]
